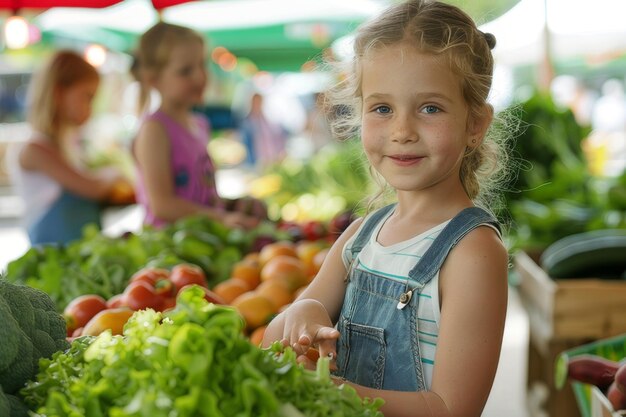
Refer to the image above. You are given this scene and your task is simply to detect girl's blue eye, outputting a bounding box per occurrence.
[422,105,439,114]
[375,106,391,114]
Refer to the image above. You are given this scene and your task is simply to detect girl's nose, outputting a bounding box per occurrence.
[391,114,418,143]
[196,67,208,85]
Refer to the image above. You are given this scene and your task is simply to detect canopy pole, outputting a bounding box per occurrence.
[538,0,554,92]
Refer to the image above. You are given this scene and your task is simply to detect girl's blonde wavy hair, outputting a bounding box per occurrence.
[131,22,205,115]
[326,0,511,214]
[27,50,99,143]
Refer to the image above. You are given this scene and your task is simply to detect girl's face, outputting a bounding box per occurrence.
[360,43,481,196]
[154,40,208,109]
[58,79,99,127]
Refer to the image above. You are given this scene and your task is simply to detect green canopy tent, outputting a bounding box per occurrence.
[35,0,385,72]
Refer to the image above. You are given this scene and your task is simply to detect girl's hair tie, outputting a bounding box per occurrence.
[481,31,496,50]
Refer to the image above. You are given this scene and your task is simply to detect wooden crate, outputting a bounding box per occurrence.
[514,251,626,417]
[591,386,624,417]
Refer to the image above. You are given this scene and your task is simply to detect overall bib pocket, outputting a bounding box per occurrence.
[337,318,386,389]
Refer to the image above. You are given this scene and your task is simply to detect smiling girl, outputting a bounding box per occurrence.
[263,1,511,416]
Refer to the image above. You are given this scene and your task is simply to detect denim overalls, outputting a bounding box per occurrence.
[334,204,500,391]
[28,190,102,246]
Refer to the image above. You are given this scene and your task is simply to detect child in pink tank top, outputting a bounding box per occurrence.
[132,22,264,229]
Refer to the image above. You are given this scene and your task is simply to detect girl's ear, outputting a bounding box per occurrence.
[467,104,494,147]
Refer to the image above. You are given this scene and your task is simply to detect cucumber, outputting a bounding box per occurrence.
[540,229,626,279]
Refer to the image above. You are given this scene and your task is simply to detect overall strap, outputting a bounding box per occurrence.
[349,203,396,258]
[407,207,500,288]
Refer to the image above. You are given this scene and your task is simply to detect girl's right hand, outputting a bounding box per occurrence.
[281,299,340,360]
[221,211,260,230]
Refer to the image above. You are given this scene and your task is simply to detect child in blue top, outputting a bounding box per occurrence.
[263,1,510,416]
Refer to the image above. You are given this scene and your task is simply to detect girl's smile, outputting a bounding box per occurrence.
[387,154,424,167]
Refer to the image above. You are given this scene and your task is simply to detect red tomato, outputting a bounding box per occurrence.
[64,294,108,335]
[124,280,164,311]
[160,296,177,312]
[154,278,175,298]
[170,264,208,293]
[106,293,126,309]
[302,220,327,241]
[130,267,170,285]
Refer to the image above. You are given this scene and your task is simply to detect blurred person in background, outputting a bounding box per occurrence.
[550,75,597,127]
[132,22,265,229]
[591,78,626,133]
[302,92,333,152]
[588,78,626,176]
[7,50,130,246]
[239,92,288,170]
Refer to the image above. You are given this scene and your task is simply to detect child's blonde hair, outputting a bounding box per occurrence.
[327,0,510,211]
[132,21,205,115]
[27,49,99,142]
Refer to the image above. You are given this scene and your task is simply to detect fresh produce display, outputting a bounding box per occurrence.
[64,263,226,338]
[560,355,626,411]
[504,91,626,251]
[0,279,69,416]
[555,334,626,414]
[560,355,621,391]
[5,216,287,312]
[21,286,384,416]
[254,140,373,222]
[214,240,329,336]
[0,200,361,415]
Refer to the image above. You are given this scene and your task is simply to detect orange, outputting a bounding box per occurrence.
[243,252,260,266]
[260,255,308,292]
[249,324,267,347]
[82,307,134,336]
[258,241,298,267]
[231,292,276,330]
[296,240,325,278]
[212,278,251,304]
[230,261,261,289]
[256,280,293,310]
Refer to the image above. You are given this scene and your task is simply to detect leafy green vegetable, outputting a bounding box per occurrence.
[5,216,288,311]
[260,140,373,221]
[0,279,69,416]
[22,286,383,417]
[504,91,626,251]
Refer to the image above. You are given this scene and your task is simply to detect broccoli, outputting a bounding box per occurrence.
[0,383,8,416]
[0,298,20,370]
[0,387,29,417]
[0,279,69,405]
